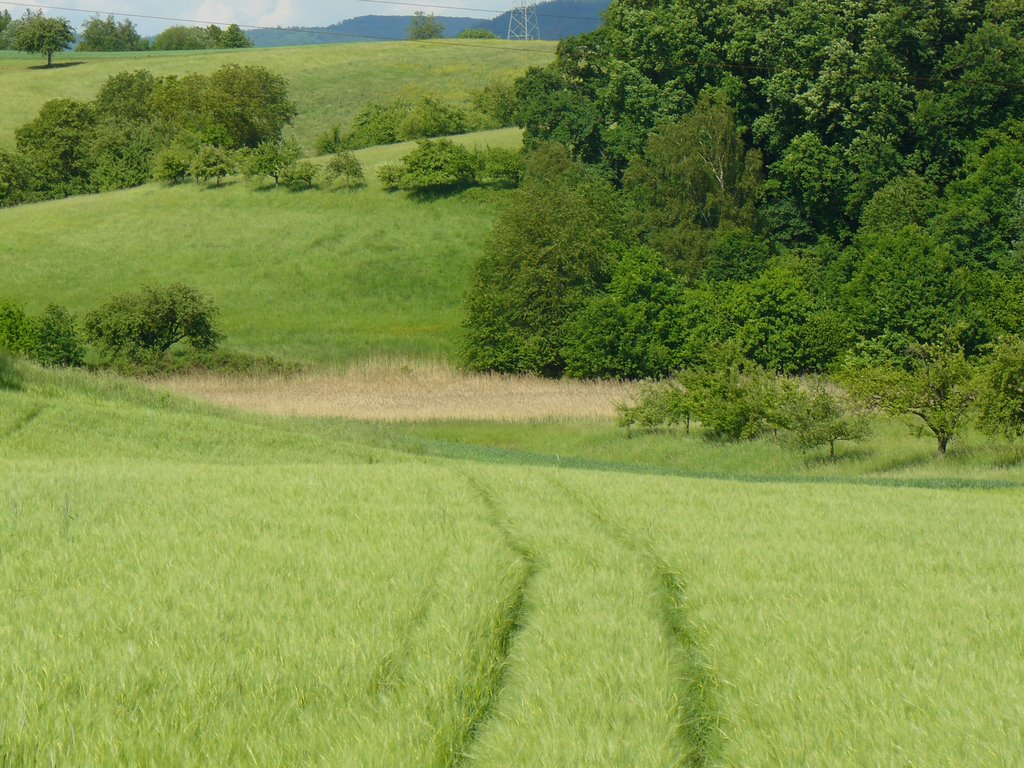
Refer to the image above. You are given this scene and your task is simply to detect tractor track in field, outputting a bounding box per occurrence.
[1,405,44,441]
[448,472,538,768]
[549,476,724,768]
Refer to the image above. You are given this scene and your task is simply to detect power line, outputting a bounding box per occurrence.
[0,1,557,52]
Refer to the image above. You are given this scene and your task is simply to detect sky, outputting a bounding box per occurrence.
[0,0,512,35]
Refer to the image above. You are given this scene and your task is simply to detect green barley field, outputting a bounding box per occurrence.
[1,363,1022,766]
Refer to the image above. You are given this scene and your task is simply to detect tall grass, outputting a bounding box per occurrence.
[1,366,1022,765]
[157,357,632,421]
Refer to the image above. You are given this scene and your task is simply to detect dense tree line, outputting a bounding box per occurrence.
[462,0,1024,389]
[151,24,253,51]
[0,11,252,55]
[0,65,295,205]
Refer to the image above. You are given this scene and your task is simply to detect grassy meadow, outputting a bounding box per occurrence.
[0,41,554,151]
[0,128,522,366]
[1,364,1022,765]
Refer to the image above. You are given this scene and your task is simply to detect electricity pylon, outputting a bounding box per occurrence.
[507,0,539,40]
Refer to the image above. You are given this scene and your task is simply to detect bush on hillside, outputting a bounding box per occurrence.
[396,139,477,194]
[457,28,498,39]
[377,162,404,191]
[685,360,792,442]
[25,305,85,366]
[617,379,693,432]
[189,145,235,186]
[474,146,524,188]
[342,101,414,150]
[240,138,300,187]
[319,151,365,190]
[85,283,223,367]
[0,301,30,356]
[315,125,344,155]
[471,77,519,128]
[399,98,468,140]
[0,151,31,207]
[282,159,318,190]
[152,144,193,185]
[1,301,85,367]
[0,353,20,390]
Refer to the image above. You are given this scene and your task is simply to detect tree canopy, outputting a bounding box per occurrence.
[14,11,74,67]
[462,0,1024,381]
[77,15,146,52]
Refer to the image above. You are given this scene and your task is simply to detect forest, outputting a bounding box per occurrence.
[462,0,1024,387]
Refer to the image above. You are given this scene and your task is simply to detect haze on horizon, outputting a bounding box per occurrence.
[0,0,509,36]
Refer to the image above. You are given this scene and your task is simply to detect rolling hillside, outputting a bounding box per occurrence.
[0,128,524,366]
[0,40,553,152]
[1,40,548,367]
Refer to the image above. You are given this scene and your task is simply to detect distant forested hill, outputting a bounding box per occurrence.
[246,0,607,46]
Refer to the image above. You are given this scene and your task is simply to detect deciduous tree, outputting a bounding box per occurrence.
[15,11,74,67]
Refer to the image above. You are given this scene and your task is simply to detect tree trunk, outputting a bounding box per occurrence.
[47,51,52,67]
[937,434,949,457]
[829,440,836,462]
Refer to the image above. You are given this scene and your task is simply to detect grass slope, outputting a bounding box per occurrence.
[1,366,1022,765]
[0,128,522,366]
[0,41,553,151]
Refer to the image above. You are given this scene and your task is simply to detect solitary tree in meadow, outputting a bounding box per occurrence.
[15,11,74,67]
[409,12,444,40]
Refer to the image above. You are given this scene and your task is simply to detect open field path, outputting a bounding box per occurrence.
[457,468,706,767]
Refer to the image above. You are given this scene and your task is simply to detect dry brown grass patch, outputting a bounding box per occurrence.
[155,358,633,422]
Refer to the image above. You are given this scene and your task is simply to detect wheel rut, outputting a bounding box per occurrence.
[447,472,538,768]
[549,476,723,768]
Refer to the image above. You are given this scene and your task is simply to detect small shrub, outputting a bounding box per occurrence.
[686,361,791,442]
[315,125,344,155]
[342,100,413,150]
[399,98,468,140]
[457,28,498,39]
[319,151,365,190]
[474,146,525,187]
[25,304,85,366]
[617,379,692,432]
[471,77,519,127]
[782,378,870,460]
[0,301,30,355]
[190,144,235,186]
[152,145,192,185]
[282,159,317,190]
[240,138,300,187]
[377,162,404,191]
[0,353,21,391]
[397,139,476,194]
